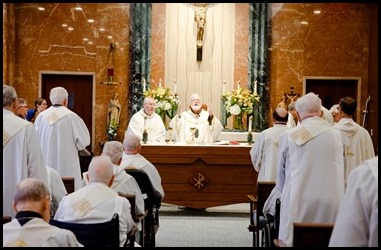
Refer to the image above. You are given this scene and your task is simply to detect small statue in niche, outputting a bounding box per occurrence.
[108,92,121,128]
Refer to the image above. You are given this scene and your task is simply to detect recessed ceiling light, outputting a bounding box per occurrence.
[83,38,89,41]
[68,27,74,31]
[107,35,113,40]
[88,19,95,23]
[88,41,93,45]
[62,24,68,27]
[313,10,321,15]
[301,21,308,25]
[75,7,82,11]
[38,7,45,11]
[99,28,105,32]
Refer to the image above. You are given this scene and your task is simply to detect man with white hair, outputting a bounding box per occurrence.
[34,86,90,191]
[83,141,145,216]
[54,156,135,247]
[126,96,166,143]
[169,93,223,143]
[3,84,49,217]
[276,92,345,247]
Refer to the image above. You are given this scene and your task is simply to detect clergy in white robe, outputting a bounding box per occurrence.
[286,102,298,128]
[276,93,345,247]
[333,97,375,183]
[121,133,165,200]
[321,106,334,125]
[250,107,289,181]
[34,86,90,191]
[126,96,166,143]
[3,85,49,217]
[54,156,135,247]
[169,93,223,144]
[3,178,83,247]
[83,141,145,216]
[329,156,378,247]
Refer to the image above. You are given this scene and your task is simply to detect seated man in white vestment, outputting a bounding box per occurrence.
[54,156,135,247]
[126,96,166,143]
[121,133,165,200]
[169,93,223,143]
[82,141,145,216]
[3,178,83,247]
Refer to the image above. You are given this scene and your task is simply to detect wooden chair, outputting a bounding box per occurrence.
[50,213,120,247]
[274,222,334,247]
[61,176,75,194]
[125,169,162,247]
[119,193,148,247]
[247,181,276,247]
[3,216,11,224]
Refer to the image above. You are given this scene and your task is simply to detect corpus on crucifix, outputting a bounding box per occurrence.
[194,3,206,48]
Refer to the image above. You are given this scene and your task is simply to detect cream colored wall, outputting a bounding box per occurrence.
[164,3,235,118]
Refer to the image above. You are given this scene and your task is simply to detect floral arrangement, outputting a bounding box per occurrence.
[106,119,118,140]
[143,86,180,120]
[221,87,260,130]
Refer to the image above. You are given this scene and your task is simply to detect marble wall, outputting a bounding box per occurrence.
[3,3,376,155]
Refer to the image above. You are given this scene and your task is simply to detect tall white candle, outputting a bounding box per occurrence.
[174,79,177,93]
[142,78,146,92]
[222,81,226,93]
[248,116,252,132]
[254,80,258,95]
[159,78,162,88]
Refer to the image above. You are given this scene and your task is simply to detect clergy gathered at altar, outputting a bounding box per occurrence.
[3,3,378,247]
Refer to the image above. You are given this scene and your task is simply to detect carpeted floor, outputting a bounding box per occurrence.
[155,203,252,247]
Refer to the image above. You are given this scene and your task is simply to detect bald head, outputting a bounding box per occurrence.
[87,156,114,185]
[273,107,289,123]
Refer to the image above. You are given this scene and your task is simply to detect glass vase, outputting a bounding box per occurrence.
[233,113,244,131]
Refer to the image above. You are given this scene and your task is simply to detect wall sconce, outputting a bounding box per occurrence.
[101,42,120,86]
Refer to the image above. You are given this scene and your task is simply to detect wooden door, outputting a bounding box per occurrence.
[304,78,358,121]
[41,73,93,152]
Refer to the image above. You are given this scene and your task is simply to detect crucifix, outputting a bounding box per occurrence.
[194,3,206,61]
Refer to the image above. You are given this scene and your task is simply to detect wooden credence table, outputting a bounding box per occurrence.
[140,143,257,209]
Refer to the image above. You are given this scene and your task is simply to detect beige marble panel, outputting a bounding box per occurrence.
[151,3,166,86]
[269,3,372,113]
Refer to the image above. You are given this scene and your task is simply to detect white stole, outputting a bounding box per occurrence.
[3,113,29,146]
[40,106,73,125]
[68,184,118,218]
